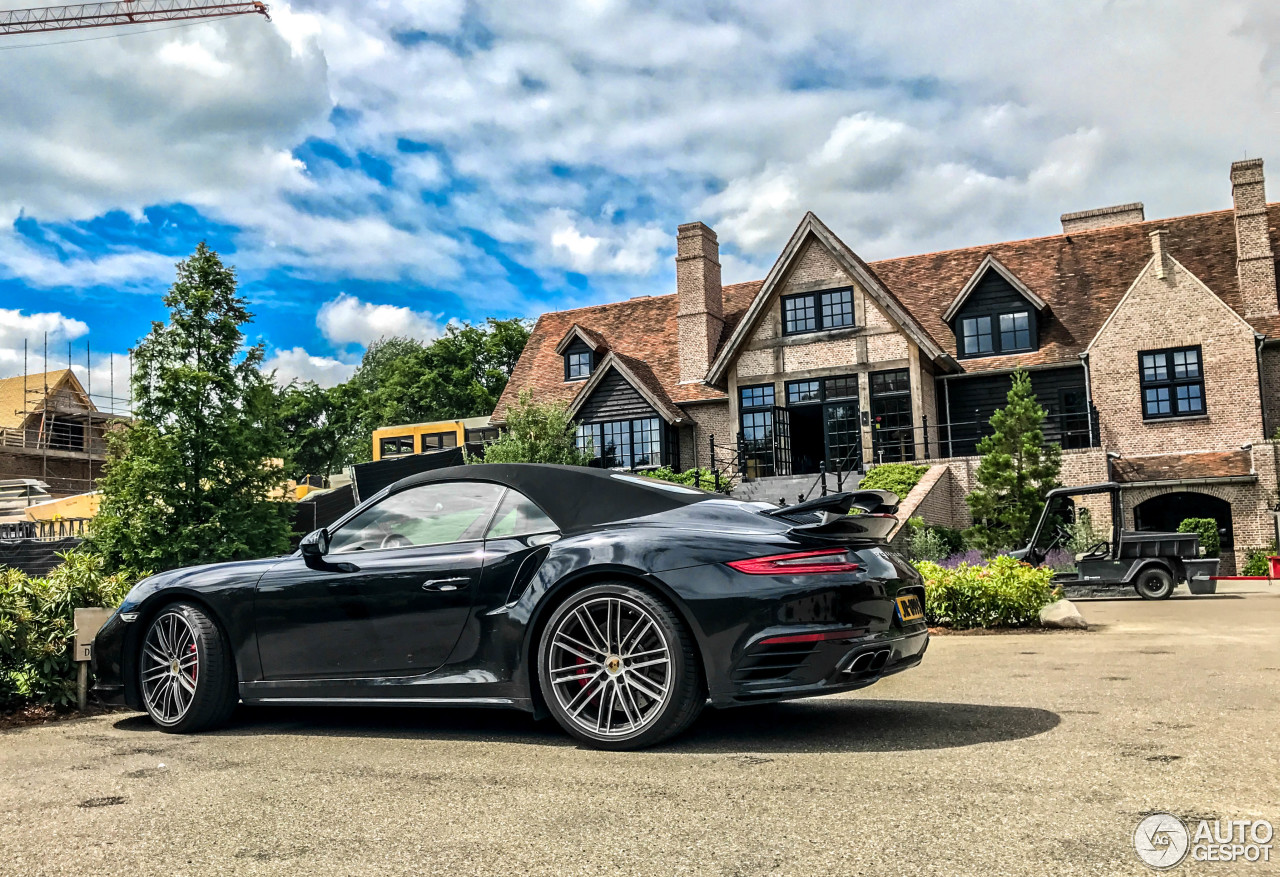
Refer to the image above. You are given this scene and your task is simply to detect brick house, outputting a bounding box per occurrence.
[494,158,1280,572]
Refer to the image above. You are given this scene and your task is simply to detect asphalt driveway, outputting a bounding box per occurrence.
[2,586,1277,876]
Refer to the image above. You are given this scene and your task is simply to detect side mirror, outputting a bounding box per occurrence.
[300,528,330,559]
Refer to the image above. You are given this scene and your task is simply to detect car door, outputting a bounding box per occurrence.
[254,481,505,680]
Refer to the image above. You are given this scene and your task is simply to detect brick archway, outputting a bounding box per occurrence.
[1132,490,1234,552]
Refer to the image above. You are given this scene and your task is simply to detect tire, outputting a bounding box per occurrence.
[1134,567,1175,600]
[138,602,237,733]
[537,583,703,750]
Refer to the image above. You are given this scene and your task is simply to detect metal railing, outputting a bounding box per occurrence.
[0,517,92,541]
[0,426,110,456]
[919,409,1099,461]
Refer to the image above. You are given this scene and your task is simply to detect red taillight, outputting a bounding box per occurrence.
[758,628,864,645]
[726,549,861,575]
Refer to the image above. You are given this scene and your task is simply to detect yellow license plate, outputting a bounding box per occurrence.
[896,594,924,623]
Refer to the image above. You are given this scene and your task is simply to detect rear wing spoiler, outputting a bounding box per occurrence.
[763,490,901,540]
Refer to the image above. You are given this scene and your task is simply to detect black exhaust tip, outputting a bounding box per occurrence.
[849,652,874,672]
[869,649,890,671]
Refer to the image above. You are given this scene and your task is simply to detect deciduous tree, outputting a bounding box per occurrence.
[91,243,291,573]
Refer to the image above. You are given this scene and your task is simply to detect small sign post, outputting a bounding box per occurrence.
[72,608,114,712]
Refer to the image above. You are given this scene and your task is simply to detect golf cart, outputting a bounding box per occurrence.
[1010,482,1220,599]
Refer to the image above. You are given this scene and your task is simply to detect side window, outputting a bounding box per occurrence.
[486,489,559,539]
[328,482,505,553]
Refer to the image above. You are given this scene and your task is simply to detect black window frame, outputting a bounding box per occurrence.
[379,435,415,457]
[781,287,856,336]
[998,311,1032,352]
[783,374,859,407]
[739,383,775,410]
[575,416,666,470]
[564,350,593,381]
[1139,345,1206,420]
[956,308,1037,358]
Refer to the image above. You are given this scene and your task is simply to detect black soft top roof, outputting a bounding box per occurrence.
[387,464,714,533]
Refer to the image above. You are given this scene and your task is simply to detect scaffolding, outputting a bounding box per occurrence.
[0,332,134,497]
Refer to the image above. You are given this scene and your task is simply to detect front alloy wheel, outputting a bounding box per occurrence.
[539,584,702,750]
[138,602,237,733]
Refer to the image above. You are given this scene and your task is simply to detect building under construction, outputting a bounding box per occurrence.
[0,358,132,500]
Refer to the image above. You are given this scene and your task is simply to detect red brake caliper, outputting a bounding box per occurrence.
[188,643,198,682]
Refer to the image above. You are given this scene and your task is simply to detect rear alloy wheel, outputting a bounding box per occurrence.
[539,584,702,750]
[1134,567,1175,600]
[139,603,237,733]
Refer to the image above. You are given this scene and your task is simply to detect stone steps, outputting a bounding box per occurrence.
[730,471,863,505]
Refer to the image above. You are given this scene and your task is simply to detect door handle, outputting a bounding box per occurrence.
[422,577,469,592]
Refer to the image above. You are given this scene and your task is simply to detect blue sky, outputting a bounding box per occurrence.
[2,0,1279,402]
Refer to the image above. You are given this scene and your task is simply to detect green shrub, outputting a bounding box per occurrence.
[476,390,591,466]
[1177,517,1220,558]
[1241,544,1276,577]
[907,525,950,563]
[0,552,139,709]
[859,463,930,499]
[912,555,1058,629]
[636,467,731,494]
[1063,508,1100,556]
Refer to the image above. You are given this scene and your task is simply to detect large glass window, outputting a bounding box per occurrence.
[999,311,1032,351]
[1140,346,1205,419]
[576,417,664,469]
[782,288,855,335]
[870,369,915,463]
[565,350,592,380]
[328,482,505,553]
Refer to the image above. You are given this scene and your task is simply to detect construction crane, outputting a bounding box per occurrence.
[0,0,268,36]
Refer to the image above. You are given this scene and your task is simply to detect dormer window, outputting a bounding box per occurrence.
[566,350,593,381]
[944,256,1046,359]
[782,288,854,335]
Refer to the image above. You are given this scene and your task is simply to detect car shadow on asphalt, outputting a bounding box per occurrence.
[113,698,1059,753]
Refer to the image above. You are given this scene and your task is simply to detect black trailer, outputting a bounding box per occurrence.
[1011,482,1220,599]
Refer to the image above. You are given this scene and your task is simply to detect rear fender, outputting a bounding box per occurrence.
[1120,559,1175,584]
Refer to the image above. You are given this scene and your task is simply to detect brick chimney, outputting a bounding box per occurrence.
[1149,228,1171,279]
[1060,203,1145,234]
[676,222,724,383]
[1231,158,1278,317]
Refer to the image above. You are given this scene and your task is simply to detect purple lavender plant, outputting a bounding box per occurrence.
[938,549,983,569]
[1042,547,1076,572]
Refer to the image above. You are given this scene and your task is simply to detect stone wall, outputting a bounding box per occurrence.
[676,400,732,472]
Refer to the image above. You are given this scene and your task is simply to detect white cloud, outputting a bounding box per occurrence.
[261,346,357,388]
[6,0,1280,305]
[0,308,90,376]
[317,292,441,348]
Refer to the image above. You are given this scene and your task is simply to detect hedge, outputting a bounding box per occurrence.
[1177,517,1220,558]
[859,463,929,499]
[636,467,732,494]
[0,552,139,709]
[913,555,1058,629]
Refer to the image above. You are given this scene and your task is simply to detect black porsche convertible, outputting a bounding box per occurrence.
[93,464,928,749]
